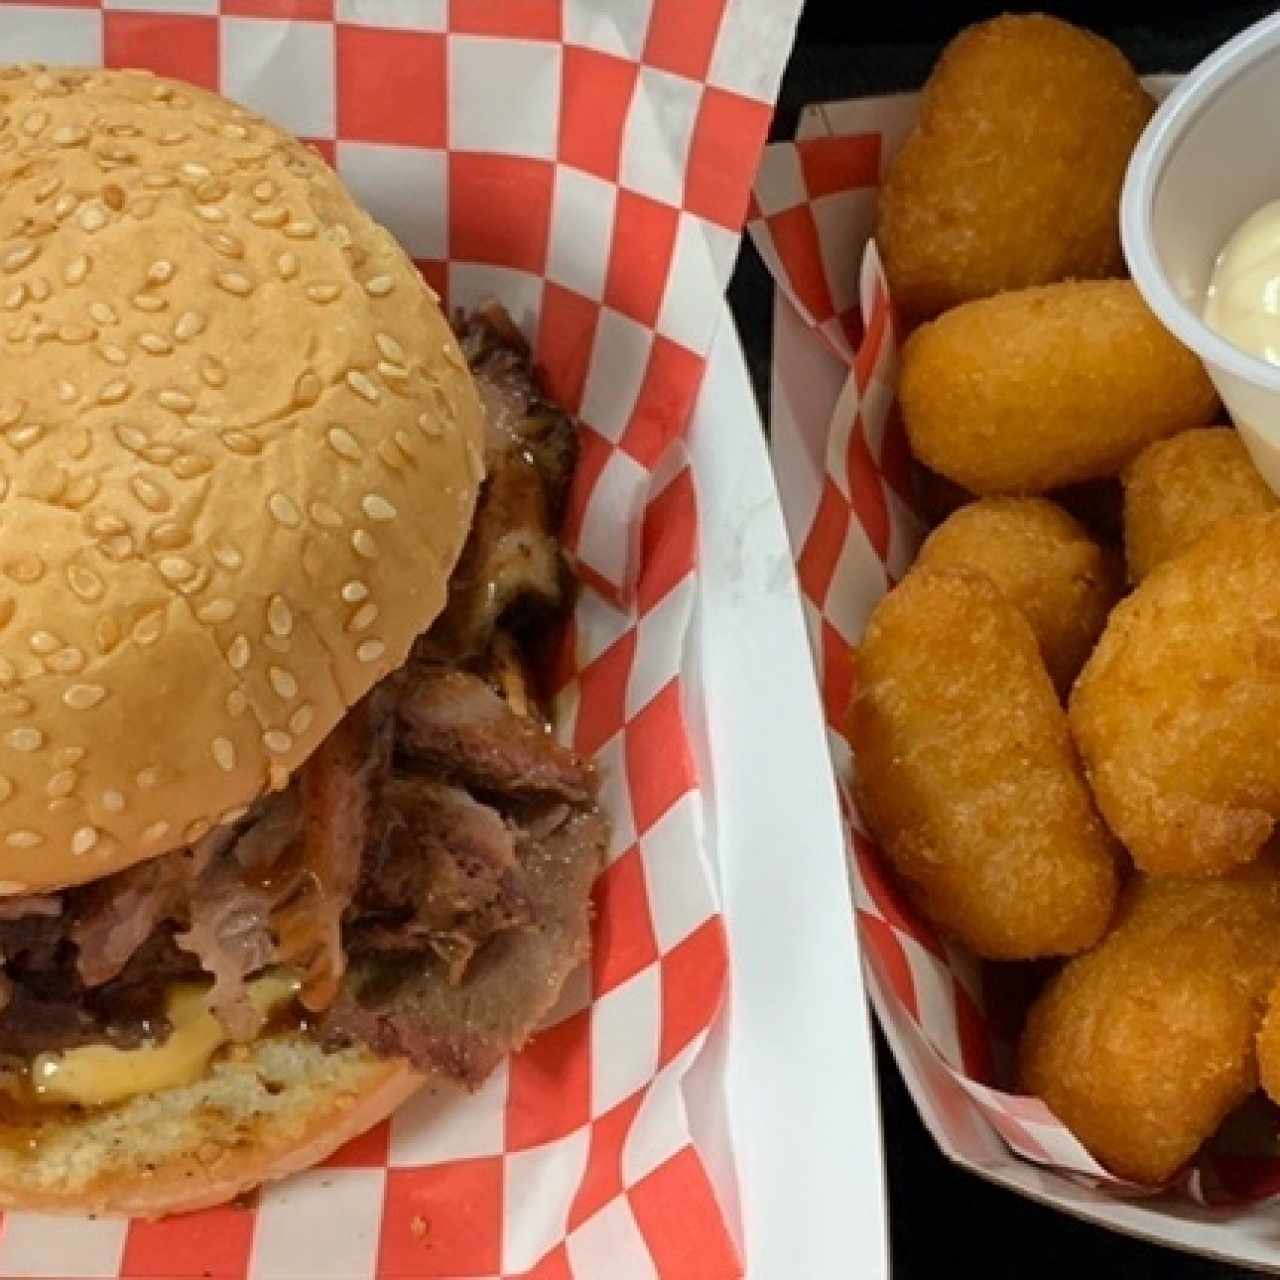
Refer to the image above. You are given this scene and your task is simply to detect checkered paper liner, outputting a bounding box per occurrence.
[0,2,803,1277]
[747,84,1280,1231]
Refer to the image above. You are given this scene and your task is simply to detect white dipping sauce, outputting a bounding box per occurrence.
[1204,199,1280,364]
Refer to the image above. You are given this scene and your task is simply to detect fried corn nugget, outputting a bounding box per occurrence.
[849,568,1117,959]
[1255,977,1280,1108]
[914,498,1122,694]
[900,281,1220,495]
[1071,512,1280,877]
[1018,857,1280,1185]
[876,14,1154,324]
[1122,428,1277,583]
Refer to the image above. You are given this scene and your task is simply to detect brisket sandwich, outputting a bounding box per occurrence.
[0,66,606,1213]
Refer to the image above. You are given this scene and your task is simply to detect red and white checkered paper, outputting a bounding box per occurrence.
[748,84,1280,1265]
[0,2,802,1277]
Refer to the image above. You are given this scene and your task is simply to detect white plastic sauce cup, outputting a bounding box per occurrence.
[1122,11,1280,496]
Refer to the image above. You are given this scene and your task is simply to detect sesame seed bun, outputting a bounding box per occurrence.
[0,66,485,891]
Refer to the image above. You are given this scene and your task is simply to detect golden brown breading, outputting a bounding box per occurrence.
[1019,857,1280,1185]
[876,14,1154,324]
[1070,512,1280,877]
[849,568,1118,959]
[913,498,1122,693]
[1122,428,1277,583]
[899,281,1219,495]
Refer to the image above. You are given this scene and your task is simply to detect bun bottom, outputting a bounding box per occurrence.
[0,1035,427,1217]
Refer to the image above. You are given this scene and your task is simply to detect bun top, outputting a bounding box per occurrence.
[0,66,485,892]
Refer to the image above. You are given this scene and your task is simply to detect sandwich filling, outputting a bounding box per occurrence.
[0,308,607,1104]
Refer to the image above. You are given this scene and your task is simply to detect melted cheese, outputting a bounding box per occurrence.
[30,970,299,1108]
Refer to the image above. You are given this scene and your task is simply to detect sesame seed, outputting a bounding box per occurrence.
[219,805,249,826]
[67,565,104,601]
[7,424,41,450]
[89,302,117,325]
[352,528,378,559]
[98,378,131,404]
[159,130,188,146]
[284,220,316,239]
[158,388,194,413]
[133,610,165,646]
[327,427,361,460]
[199,356,227,388]
[64,254,89,286]
[269,666,298,699]
[227,690,248,717]
[211,737,236,772]
[131,475,171,511]
[378,438,406,469]
[205,230,243,259]
[293,371,322,408]
[2,243,36,274]
[276,251,299,280]
[268,493,302,529]
[181,162,211,180]
[28,630,59,654]
[196,597,235,624]
[221,430,261,456]
[57,380,78,403]
[356,639,386,664]
[216,270,253,296]
[212,543,243,570]
[263,729,292,755]
[8,727,42,752]
[174,453,213,478]
[309,501,341,528]
[143,820,170,843]
[142,171,175,189]
[47,648,85,674]
[138,332,172,355]
[341,580,368,603]
[268,594,293,637]
[249,207,288,228]
[70,826,97,855]
[195,204,227,224]
[101,789,125,813]
[158,556,195,582]
[307,283,341,304]
[78,204,107,233]
[29,278,50,303]
[252,180,276,202]
[51,124,87,147]
[2,284,24,310]
[173,310,205,341]
[348,602,378,632]
[362,493,397,522]
[46,771,76,799]
[99,343,128,367]
[63,683,105,710]
[6,831,42,849]
[147,259,174,285]
[58,323,94,344]
[226,634,250,670]
[289,703,315,735]
[136,767,161,790]
[346,370,379,402]
[364,275,393,297]
[376,333,406,363]
[52,193,79,221]
[22,110,47,136]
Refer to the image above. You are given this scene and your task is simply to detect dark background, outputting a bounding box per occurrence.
[723,5,1280,1277]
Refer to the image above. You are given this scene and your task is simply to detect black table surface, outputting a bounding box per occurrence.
[723,5,1280,1277]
